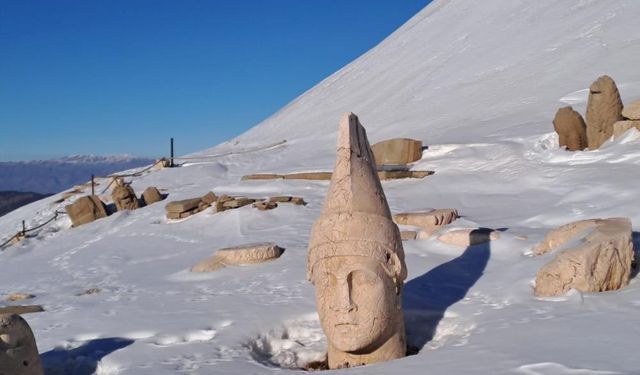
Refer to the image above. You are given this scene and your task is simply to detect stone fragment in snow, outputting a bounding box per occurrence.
[142,186,162,205]
[0,305,44,315]
[400,231,418,241]
[153,158,171,170]
[191,243,284,272]
[612,120,640,138]
[284,172,333,180]
[201,191,218,205]
[6,293,35,302]
[377,170,434,180]
[241,173,284,180]
[533,219,603,255]
[112,185,140,211]
[0,313,44,375]
[437,228,499,247]
[222,197,254,209]
[253,200,278,211]
[371,138,423,166]
[393,209,458,236]
[65,195,108,227]
[585,75,624,149]
[165,198,202,214]
[622,99,640,120]
[553,106,587,151]
[535,218,634,297]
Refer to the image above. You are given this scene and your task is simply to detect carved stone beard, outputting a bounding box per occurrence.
[312,256,406,369]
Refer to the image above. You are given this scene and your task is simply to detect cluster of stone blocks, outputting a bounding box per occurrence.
[553,75,640,150]
[165,192,306,219]
[65,184,164,227]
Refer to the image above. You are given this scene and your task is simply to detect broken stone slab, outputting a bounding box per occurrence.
[393,209,459,235]
[214,195,234,212]
[612,120,640,138]
[241,173,284,180]
[142,186,163,205]
[437,228,499,247]
[191,243,285,272]
[378,170,434,180]
[622,99,640,120]
[372,138,423,166]
[0,305,44,315]
[202,192,218,205]
[65,195,108,227]
[533,219,604,255]
[269,196,307,205]
[6,293,35,302]
[400,231,418,241]
[112,185,140,211]
[535,218,634,297]
[166,209,198,220]
[553,106,587,151]
[284,172,333,181]
[153,158,171,170]
[253,200,278,211]
[585,75,624,149]
[0,313,44,375]
[222,197,254,209]
[165,198,202,214]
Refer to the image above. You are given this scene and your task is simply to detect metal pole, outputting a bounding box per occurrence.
[170,137,174,167]
[91,174,95,195]
[22,220,26,236]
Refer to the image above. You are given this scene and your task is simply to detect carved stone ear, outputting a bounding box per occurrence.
[386,251,403,281]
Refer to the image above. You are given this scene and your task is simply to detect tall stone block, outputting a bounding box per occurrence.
[585,75,624,149]
[553,106,587,151]
[372,138,423,166]
[307,113,407,369]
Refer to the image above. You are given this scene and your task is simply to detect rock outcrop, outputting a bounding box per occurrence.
[191,243,284,272]
[534,218,634,297]
[0,313,44,375]
[553,106,588,151]
[307,113,407,369]
[585,75,624,149]
[65,195,108,227]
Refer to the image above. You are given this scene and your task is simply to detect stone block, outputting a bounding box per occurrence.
[612,120,640,138]
[202,191,218,205]
[241,174,284,180]
[622,99,640,120]
[0,313,44,375]
[535,218,634,297]
[284,172,333,180]
[112,185,139,211]
[65,195,108,227]
[165,198,202,214]
[142,186,163,205]
[253,200,278,211]
[372,138,423,166]
[437,228,499,247]
[191,243,284,272]
[533,219,602,255]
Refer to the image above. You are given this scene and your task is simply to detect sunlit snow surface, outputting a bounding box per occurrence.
[1,0,640,374]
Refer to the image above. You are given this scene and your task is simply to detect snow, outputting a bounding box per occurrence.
[1,0,640,374]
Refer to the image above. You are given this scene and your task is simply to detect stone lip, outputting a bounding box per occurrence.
[534,217,634,297]
[191,243,285,273]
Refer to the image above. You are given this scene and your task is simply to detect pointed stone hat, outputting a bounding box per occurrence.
[307,113,407,283]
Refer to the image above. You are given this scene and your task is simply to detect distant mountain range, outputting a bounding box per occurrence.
[0,155,155,194]
[0,191,51,217]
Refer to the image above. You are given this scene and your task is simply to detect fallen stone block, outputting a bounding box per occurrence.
[65,195,108,227]
[437,228,499,247]
[191,243,285,272]
[222,198,255,209]
[202,191,218,205]
[372,138,423,166]
[241,174,284,180]
[0,305,44,315]
[393,209,459,236]
[215,195,234,212]
[142,186,163,205]
[112,185,140,211]
[153,158,171,170]
[400,231,418,241]
[283,172,333,180]
[622,99,640,120]
[165,198,202,214]
[269,196,307,205]
[378,170,434,180]
[253,200,278,211]
[612,120,640,138]
[535,218,634,297]
[6,293,35,302]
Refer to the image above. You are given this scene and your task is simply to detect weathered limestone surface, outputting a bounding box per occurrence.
[201,192,218,205]
[0,306,44,315]
[241,173,284,181]
[622,99,640,120]
[222,198,254,209]
[0,313,44,375]
[553,106,587,151]
[165,198,202,214]
[112,185,139,211]
[437,228,499,247]
[372,138,423,166]
[393,209,459,236]
[535,218,634,297]
[612,120,640,138]
[377,170,434,180]
[191,243,284,272]
[533,219,602,255]
[284,172,333,181]
[142,186,162,205]
[400,231,418,241]
[65,196,108,227]
[253,200,278,211]
[585,75,624,149]
[307,113,407,369]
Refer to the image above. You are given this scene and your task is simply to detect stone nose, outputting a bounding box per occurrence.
[330,279,357,313]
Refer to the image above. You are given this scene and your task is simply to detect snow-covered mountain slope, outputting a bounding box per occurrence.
[0,155,154,194]
[1,1,640,374]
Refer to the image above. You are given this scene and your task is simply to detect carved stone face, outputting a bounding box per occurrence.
[312,255,399,353]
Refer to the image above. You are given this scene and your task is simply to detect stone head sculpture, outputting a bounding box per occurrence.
[585,75,623,149]
[553,106,587,151]
[0,313,44,375]
[307,113,407,369]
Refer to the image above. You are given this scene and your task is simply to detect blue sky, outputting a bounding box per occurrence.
[0,1,431,161]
